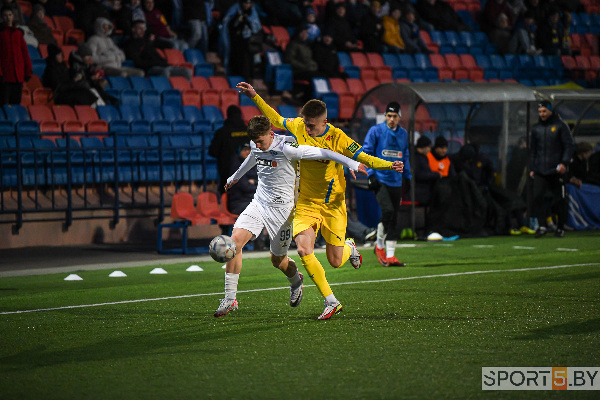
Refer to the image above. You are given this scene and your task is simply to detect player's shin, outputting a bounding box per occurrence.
[300,253,333,297]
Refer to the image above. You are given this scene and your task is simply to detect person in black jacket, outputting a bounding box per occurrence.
[226,142,257,215]
[529,100,574,238]
[208,105,249,195]
[413,136,440,205]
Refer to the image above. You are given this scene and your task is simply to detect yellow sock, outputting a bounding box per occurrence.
[336,243,351,268]
[300,253,332,297]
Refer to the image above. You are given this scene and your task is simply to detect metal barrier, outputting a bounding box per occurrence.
[0,131,216,234]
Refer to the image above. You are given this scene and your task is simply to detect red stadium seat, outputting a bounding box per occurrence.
[171,192,210,225]
[201,89,220,107]
[362,78,379,92]
[191,76,211,91]
[25,75,44,91]
[220,89,239,112]
[21,88,31,106]
[220,193,239,218]
[338,93,356,120]
[29,105,55,122]
[429,54,453,80]
[52,105,78,124]
[346,78,365,102]
[240,105,260,124]
[419,31,439,53]
[62,120,85,133]
[74,105,99,124]
[32,88,53,105]
[169,76,191,91]
[208,76,230,91]
[459,54,485,81]
[163,49,193,70]
[38,44,48,59]
[86,120,109,133]
[270,26,291,51]
[444,54,470,80]
[196,192,236,225]
[182,89,202,108]
[328,78,350,95]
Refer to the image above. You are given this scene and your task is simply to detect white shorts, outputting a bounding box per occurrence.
[233,199,294,257]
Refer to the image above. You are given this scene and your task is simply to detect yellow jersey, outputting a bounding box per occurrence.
[252,94,394,205]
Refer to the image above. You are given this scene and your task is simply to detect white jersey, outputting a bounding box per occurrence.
[227,133,361,208]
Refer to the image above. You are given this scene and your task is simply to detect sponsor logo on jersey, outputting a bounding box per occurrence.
[439,162,445,170]
[270,150,278,155]
[325,135,331,141]
[257,158,278,167]
[382,149,403,158]
[271,195,285,204]
[551,126,557,132]
[347,142,360,153]
[286,142,299,148]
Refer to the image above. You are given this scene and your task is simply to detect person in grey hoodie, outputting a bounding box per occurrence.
[86,17,144,77]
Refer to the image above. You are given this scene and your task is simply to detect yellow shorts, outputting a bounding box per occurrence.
[293,198,347,247]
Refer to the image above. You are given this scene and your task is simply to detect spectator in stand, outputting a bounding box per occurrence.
[183,0,210,53]
[508,10,543,55]
[0,5,32,105]
[560,11,572,55]
[506,0,527,19]
[427,136,456,178]
[451,144,495,188]
[536,7,569,56]
[115,0,146,36]
[208,105,249,196]
[143,0,188,51]
[481,0,515,34]
[360,1,385,52]
[68,43,119,106]
[400,7,431,54]
[489,13,513,54]
[87,17,144,77]
[304,8,321,43]
[43,43,102,105]
[76,0,111,38]
[124,19,192,79]
[345,0,369,38]
[413,136,441,205]
[524,0,545,27]
[220,0,263,80]
[10,5,39,48]
[568,142,593,189]
[0,0,23,25]
[382,5,405,53]
[32,0,74,17]
[284,25,320,92]
[529,100,574,238]
[28,4,59,46]
[415,0,471,32]
[330,2,361,52]
[227,142,258,215]
[312,31,347,79]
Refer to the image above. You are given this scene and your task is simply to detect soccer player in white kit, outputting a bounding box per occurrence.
[214,115,367,317]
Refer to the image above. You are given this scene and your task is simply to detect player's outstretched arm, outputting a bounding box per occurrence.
[236,82,286,129]
[226,151,257,188]
[285,143,366,174]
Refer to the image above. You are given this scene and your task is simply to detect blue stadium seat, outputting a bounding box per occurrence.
[503,54,524,79]
[473,54,499,80]
[161,105,183,122]
[172,120,193,133]
[444,31,467,54]
[456,10,478,31]
[149,76,172,92]
[32,59,46,77]
[311,77,331,99]
[458,31,483,54]
[107,76,132,90]
[382,53,408,79]
[227,75,244,88]
[16,120,40,134]
[182,105,203,124]
[151,120,172,133]
[337,52,360,78]
[28,45,41,60]
[193,120,211,133]
[97,105,121,123]
[0,121,14,133]
[277,105,298,118]
[520,79,534,86]
[3,105,29,122]
[489,55,512,80]
[183,48,205,65]
[194,63,214,77]
[162,89,182,107]
[109,120,130,133]
[120,89,141,106]
[129,76,153,91]
[141,105,163,122]
[413,54,439,80]
[201,105,224,128]
[140,89,161,106]
[130,120,151,134]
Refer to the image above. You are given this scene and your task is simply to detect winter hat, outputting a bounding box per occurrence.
[416,136,432,149]
[385,101,401,115]
[434,136,448,148]
[538,100,553,111]
[77,43,93,58]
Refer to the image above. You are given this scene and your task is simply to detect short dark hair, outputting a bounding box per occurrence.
[301,99,327,119]
[247,115,271,141]
[1,6,14,14]
[132,19,146,27]
[576,141,593,155]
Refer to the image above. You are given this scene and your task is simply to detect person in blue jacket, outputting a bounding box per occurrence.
[363,102,412,266]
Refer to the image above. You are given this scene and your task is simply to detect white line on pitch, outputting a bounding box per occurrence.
[1,263,598,315]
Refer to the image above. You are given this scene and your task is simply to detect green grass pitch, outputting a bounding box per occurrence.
[1,232,599,399]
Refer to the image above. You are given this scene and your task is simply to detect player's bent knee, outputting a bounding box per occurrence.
[271,254,286,268]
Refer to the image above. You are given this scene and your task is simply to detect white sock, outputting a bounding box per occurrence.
[224,272,239,300]
[287,270,301,287]
[325,294,338,304]
[385,240,397,258]
[376,222,386,249]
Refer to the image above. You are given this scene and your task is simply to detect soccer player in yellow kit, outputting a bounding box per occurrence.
[237,82,404,320]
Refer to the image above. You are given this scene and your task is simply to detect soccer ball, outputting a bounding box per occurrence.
[209,235,237,263]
